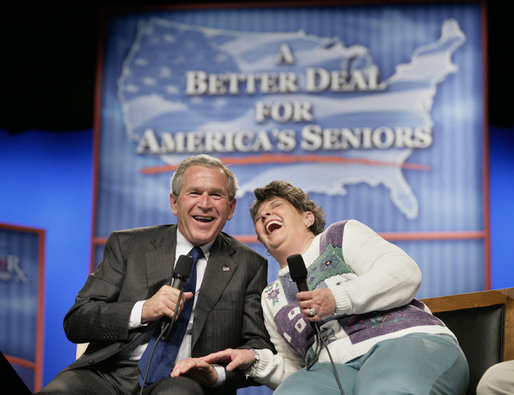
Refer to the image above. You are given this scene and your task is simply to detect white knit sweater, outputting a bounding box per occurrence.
[250,219,455,389]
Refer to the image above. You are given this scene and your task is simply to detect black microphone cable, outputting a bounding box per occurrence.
[138,289,183,395]
[307,321,345,395]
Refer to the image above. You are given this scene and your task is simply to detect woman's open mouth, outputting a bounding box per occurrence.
[265,220,283,234]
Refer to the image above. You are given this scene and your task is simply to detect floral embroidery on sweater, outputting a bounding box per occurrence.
[265,220,448,360]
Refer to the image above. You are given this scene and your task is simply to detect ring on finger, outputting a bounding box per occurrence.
[308,308,316,317]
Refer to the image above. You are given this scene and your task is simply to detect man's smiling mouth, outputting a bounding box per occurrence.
[194,216,215,223]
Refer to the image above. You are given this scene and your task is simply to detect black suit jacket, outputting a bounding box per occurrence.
[62,224,273,393]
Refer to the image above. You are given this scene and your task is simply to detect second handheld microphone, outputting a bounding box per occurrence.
[287,253,309,292]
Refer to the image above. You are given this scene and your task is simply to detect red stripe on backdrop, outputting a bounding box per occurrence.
[5,354,36,370]
[94,230,486,247]
[140,153,432,174]
[234,231,486,244]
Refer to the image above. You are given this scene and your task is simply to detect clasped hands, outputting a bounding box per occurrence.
[170,348,256,387]
[169,289,336,385]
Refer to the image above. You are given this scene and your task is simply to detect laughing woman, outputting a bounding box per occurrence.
[173,180,469,394]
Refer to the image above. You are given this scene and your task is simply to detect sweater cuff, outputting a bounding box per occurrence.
[332,287,352,316]
[248,349,274,378]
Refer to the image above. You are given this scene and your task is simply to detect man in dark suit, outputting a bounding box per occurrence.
[38,154,273,394]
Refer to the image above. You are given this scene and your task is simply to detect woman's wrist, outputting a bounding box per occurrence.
[243,348,260,379]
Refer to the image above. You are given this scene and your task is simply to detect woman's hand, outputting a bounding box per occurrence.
[201,348,257,371]
[297,288,336,321]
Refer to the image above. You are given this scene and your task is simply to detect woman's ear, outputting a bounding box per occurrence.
[304,211,315,227]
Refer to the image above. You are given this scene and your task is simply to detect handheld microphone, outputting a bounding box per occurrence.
[287,253,316,331]
[161,254,194,336]
[286,254,345,394]
[287,254,309,292]
[171,254,193,289]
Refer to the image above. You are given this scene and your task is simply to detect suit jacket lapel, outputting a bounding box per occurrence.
[144,225,177,296]
[192,233,237,349]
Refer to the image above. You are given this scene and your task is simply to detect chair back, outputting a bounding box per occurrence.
[422,288,514,395]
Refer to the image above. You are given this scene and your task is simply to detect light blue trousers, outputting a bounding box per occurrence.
[274,333,469,395]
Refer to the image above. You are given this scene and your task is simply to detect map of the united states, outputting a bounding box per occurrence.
[118,18,465,219]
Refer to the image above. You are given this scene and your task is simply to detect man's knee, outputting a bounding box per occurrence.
[37,371,88,394]
[143,376,205,395]
[37,369,115,395]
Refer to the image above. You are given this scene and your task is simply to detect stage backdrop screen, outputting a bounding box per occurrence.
[0,223,45,392]
[94,2,487,299]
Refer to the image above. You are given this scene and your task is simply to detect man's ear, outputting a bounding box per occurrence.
[170,193,178,215]
[226,198,237,221]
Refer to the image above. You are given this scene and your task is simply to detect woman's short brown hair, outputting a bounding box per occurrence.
[249,180,326,235]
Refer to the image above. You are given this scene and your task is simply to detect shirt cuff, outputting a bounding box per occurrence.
[213,364,225,387]
[129,300,146,329]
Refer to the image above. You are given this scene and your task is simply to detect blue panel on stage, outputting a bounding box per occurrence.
[0,228,40,360]
[0,224,43,390]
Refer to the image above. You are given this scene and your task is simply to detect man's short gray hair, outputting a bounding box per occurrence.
[170,154,238,201]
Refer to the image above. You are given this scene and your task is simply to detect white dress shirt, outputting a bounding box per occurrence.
[126,229,225,384]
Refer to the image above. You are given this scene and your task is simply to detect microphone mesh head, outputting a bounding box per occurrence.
[173,255,193,279]
[287,254,307,282]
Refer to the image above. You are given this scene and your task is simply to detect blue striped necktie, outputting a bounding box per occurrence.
[138,246,204,386]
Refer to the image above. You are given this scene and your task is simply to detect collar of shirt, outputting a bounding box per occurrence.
[174,229,214,293]
[175,229,213,262]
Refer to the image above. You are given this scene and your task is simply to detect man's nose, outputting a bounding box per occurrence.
[198,192,211,207]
